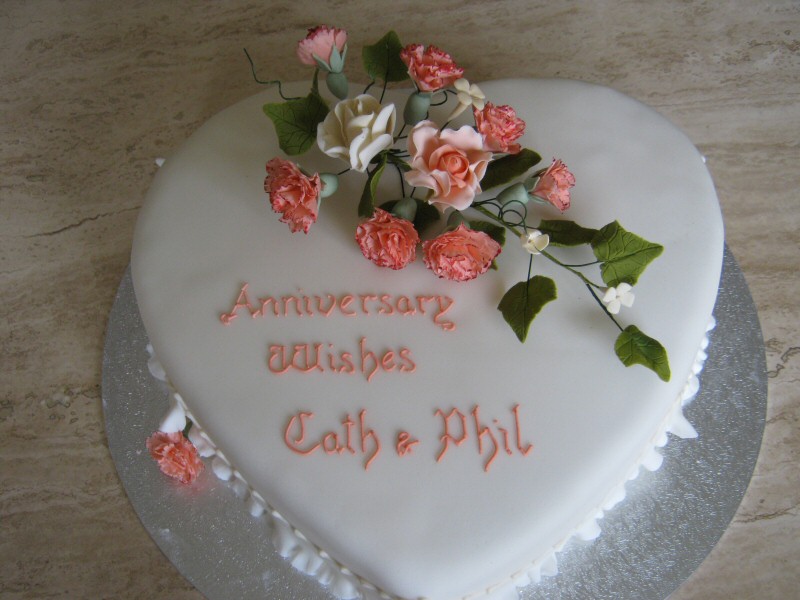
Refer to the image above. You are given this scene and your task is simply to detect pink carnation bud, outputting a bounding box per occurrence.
[531,159,575,212]
[355,208,420,270]
[296,25,347,67]
[474,102,526,154]
[264,158,322,234]
[146,431,204,485]
[399,44,464,93]
[422,224,502,282]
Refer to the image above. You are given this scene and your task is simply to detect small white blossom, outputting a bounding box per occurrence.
[447,78,486,121]
[602,283,635,314]
[520,229,550,255]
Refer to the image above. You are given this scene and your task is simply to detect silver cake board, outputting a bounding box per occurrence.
[102,246,767,600]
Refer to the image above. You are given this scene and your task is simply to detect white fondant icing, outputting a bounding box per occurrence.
[187,426,216,457]
[157,393,186,434]
[134,80,723,600]
[246,494,265,517]
[146,344,167,382]
[211,456,232,481]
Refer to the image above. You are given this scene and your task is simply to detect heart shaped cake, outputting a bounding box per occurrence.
[131,73,722,599]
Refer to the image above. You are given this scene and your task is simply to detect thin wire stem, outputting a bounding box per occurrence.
[243,48,300,100]
[585,284,624,331]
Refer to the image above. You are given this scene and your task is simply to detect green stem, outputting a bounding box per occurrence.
[430,90,450,107]
[243,48,300,100]
[472,204,522,236]
[586,284,624,332]
[559,260,601,268]
[395,162,406,197]
[311,68,320,96]
[540,250,604,289]
[394,123,408,144]
[470,204,604,289]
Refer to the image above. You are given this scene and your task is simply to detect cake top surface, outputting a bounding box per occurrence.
[132,29,723,600]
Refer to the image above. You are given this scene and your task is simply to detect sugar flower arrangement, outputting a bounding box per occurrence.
[252,26,671,382]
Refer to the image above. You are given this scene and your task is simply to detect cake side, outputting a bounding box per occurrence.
[131,79,723,600]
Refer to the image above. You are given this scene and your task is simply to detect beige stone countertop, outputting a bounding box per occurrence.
[2,1,798,598]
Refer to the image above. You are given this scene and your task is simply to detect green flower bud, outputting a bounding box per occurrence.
[328,44,347,74]
[496,182,530,206]
[523,175,540,192]
[326,71,349,100]
[446,210,468,230]
[319,173,339,198]
[403,91,432,127]
[523,175,550,205]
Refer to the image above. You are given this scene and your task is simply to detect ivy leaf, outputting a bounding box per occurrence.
[359,153,388,218]
[538,219,598,247]
[263,92,328,156]
[469,220,506,247]
[497,276,557,343]
[480,149,542,191]
[591,221,664,287]
[614,325,671,381]
[378,198,440,232]
[362,30,409,83]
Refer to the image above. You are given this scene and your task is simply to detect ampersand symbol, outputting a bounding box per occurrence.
[395,431,420,457]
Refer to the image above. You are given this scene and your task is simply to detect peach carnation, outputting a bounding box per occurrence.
[423,224,502,282]
[146,431,204,485]
[356,208,419,270]
[531,159,575,212]
[264,158,322,234]
[405,121,492,211]
[296,25,347,67]
[474,102,526,154]
[400,44,464,93]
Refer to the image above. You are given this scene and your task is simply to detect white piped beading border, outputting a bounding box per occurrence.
[145,316,715,600]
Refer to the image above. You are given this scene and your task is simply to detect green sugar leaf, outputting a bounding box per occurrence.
[497,276,557,343]
[413,200,441,232]
[591,221,664,286]
[469,220,506,247]
[263,92,328,156]
[359,154,388,218]
[614,325,671,381]
[538,219,599,247]
[362,30,409,83]
[481,149,542,191]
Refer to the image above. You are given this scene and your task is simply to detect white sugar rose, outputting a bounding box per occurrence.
[317,94,396,172]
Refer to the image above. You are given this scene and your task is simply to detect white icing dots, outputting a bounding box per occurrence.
[211,456,233,481]
[157,394,186,434]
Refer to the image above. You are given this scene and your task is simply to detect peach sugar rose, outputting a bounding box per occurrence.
[264,158,322,234]
[423,224,502,282]
[474,102,526,154]
[355,208,420,270]
[400,44,464,93]
[296,25,347,67]
[146,431,204,485]
[405,121,492,211]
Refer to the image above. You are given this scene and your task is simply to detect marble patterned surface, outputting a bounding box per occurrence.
[1,1,797,598]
